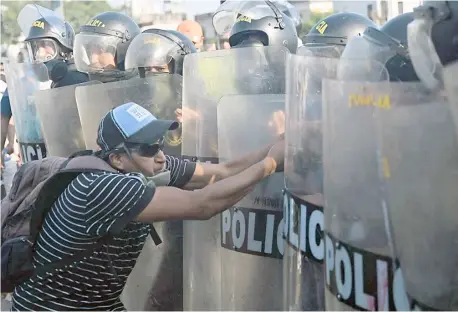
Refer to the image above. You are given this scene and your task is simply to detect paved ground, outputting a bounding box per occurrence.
[1,294,12,311]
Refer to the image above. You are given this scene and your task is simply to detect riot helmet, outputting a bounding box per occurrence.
[302,12,377,58]
[17,4,74,64]
[381,11,414,45]
[74,12,141,77]
[340,12,419,82]
[125,29,196,77]
[408,1,458,90]
[213,0,298,53]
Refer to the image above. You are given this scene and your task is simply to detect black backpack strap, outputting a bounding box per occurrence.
[150,227,162,245]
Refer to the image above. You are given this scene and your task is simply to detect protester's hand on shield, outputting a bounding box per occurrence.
[175,107,199,123]
[268,110,285,136]
[267,135,285,172]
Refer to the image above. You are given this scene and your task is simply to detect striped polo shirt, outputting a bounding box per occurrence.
[12,155,195,311]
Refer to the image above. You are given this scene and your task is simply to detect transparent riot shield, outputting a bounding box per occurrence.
[182,45,287,310]
[375,83,458,310]
[4,62,50,163]
[35,81,102,157]
[76,74,183,156]
[444,61,458,134]
[322,62,399,311]
[283,53,341,311]
[75,74,184,311]
[218,95,284,310]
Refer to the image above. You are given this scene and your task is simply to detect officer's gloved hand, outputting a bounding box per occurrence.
[45,59,68,83]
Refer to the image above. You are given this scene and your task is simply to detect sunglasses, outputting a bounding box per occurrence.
[125,137,165,158]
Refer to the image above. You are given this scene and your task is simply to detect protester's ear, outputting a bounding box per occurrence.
[109,153,124,171]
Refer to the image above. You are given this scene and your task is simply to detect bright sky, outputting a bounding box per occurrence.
[107,0,220,18]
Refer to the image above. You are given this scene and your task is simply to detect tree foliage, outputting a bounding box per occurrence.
[298,11,333,39]
[63,1,113,34]
[1,1,37,44]
[1,0,114,45]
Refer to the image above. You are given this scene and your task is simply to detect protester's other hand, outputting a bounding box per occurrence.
[175,108,200,123]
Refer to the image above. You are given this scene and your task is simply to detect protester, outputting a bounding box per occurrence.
[11,102,284,311]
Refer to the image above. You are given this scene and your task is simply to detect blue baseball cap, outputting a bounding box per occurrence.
[97,102,179,152]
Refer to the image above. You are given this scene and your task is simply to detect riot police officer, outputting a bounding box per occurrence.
[125,28,197,77]
[17,4,88,88]
[74,12,141,83]
[23,16,87,88]
[340,12,419,81]
[2,4,89,165]
[124,28,197,154]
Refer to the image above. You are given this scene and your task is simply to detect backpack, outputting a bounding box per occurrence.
[0,151,162,293]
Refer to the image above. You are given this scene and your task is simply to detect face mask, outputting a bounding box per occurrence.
[146,170,170,186]
[143,170,171,187]
[121,144,171,187]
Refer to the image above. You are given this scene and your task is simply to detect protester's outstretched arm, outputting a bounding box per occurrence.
[136,135,284,223]
[183,134,284,190]
[136,156,276,222]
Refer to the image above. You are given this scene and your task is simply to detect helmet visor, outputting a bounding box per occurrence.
[74,33,120,73]
[341,33,396,64]
[338,34,394,81]
[17,4,65,40]
[213,0,277,36]
[124,33,176,72]
[26,39,58,63]
[407,18,443,90]
[297,44,343,58]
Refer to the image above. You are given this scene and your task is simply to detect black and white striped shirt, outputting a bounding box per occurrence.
[12,155,195,311]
